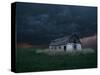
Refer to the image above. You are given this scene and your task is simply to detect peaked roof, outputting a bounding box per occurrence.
[49,33,81,46]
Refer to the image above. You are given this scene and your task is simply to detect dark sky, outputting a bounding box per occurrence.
[16,2,97,44]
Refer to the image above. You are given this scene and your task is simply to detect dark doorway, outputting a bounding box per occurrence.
[64,46,66,51]
[74,44,76,50]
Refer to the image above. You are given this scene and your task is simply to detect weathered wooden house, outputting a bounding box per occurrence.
[49,33,82,51]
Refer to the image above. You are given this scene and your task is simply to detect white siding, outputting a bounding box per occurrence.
[49,46,52,50]
[49,43,82,51]
[66,43,74,51]
[49,46,55,50]
[76,44,82,50]
[61,45,64,51]
[56,46,59,50]
[49,46,61,51]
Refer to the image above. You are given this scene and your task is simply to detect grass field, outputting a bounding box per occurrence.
[16,48,97,73]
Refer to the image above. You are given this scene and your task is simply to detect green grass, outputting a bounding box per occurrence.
[16,48,97,73]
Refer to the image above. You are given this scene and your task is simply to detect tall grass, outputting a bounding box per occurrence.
[16,48,97,72]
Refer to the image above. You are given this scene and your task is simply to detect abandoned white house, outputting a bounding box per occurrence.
[49,33,82,51]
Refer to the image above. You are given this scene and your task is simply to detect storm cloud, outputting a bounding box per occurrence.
[16,2,97,44]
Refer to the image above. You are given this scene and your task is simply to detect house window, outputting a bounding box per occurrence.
[58,46,61,50]
[52,46,54,50]
[54,46,56,50]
